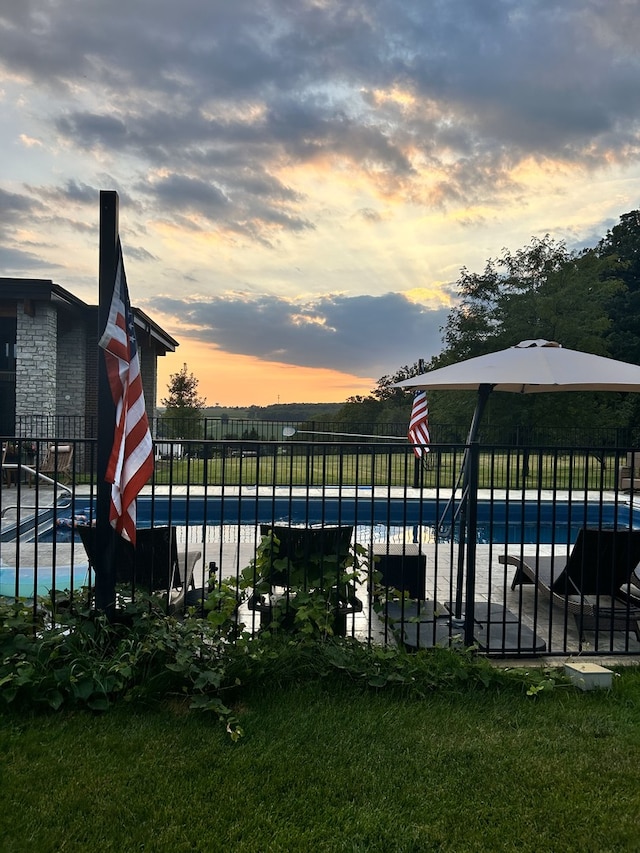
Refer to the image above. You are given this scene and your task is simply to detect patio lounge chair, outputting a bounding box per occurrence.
[247,524,362,633]
[77,525,201,614]
[40,443,74,483]
[500,527,640,638]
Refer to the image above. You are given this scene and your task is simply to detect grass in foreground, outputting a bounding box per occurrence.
[2,667,640,852]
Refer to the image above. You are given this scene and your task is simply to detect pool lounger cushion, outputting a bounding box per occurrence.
[500,527,640,637]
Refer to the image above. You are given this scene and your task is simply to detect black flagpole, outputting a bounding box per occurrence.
[95,190,119,617]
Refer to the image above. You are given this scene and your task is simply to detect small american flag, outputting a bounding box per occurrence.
[98,238,154,544]
[408,390,430,458]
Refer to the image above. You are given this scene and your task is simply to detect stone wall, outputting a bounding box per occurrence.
[12,295,168,441]
[139,343,159,434]
[15,300,57,429]
[84,325,98,435]
[56,312,87,436]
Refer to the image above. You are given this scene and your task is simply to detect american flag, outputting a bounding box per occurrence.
[98,239,154,544]
[408,390,430,458]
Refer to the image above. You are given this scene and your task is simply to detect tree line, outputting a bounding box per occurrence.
[332,209,640,438]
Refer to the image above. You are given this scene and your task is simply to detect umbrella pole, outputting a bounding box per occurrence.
[453,384,493,621]
[438,383,495,533]
[466,383,495,445]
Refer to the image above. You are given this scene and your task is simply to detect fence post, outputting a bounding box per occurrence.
[463,441,480,647]
[413,455,421,488]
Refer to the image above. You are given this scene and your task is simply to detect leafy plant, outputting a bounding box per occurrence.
[203,575,242,636]
[0,595,242,738]
[0,589,571,746]
[239,527,370,638]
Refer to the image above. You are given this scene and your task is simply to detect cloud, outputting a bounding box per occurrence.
[0,187,37,216]
[0,244,62,272]
[0,188,51,268]
[149,290,448,376]
[146,173,230,214]
[2,0,638,241]
[1,0,639,403]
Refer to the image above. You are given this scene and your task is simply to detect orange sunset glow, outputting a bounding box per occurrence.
[157,340,376,408]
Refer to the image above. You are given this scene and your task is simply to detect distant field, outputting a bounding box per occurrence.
[153,448,618,490]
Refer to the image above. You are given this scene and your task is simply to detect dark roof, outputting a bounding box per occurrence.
[0,277,178,354]
[130,305,179,351]
[0,278,86,310]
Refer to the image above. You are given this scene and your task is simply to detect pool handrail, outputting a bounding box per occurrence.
[0,463,73,518]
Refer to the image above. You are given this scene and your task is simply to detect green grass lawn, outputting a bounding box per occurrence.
[152,449,618,490]
[2,668,640,852]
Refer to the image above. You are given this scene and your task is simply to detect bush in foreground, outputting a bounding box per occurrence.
[0,596,570,739]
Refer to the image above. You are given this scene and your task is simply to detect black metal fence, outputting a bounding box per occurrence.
[2,435,640,657]
[14,414,640,449]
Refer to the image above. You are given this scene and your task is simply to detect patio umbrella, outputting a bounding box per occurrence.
[396,338,640,423]
[394,339,640,634]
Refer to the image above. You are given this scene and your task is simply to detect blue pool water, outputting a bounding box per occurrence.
[0,566,90,598]
[5,495,639,598]
[133,494,640,544]
[27,495,640,546]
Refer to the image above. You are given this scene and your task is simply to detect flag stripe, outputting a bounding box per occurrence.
[408,390,430,458]
[99,238,154,544]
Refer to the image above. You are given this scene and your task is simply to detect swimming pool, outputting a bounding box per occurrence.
[6,493,639,600]
[0,565,90,598]
[27,494,640,546]
[139,494,639,531]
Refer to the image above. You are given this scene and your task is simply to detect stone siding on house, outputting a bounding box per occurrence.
[15,300,57,427]
[4,280,175,440]
[139,345,158,433]
[56,313,87,433]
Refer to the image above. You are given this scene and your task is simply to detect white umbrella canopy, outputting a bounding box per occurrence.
[395,339,640,394]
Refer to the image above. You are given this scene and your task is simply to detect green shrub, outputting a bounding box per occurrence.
[0,596,242,737]
[0,595,570,742]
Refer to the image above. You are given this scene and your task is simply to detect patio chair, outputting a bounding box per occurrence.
[1,441,24,487]
[40,443,74,483]
[77,525,201,614]
[618,451,640,492]
[500,527,640,638]
[246,524,362,633]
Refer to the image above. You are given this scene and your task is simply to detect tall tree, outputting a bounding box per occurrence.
[597,210,640,365]
[332,362,428,428]
[424,235,624,433]
[440,236,576,361]
[332,214,639,437]
[596,210,640,429]
[161,363,207,439]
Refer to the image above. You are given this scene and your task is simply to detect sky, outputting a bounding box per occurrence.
[1,1,640,407]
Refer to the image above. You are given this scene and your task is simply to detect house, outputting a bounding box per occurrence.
[0,278,178,436]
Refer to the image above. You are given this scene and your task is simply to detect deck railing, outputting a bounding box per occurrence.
[2,436,639,657]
